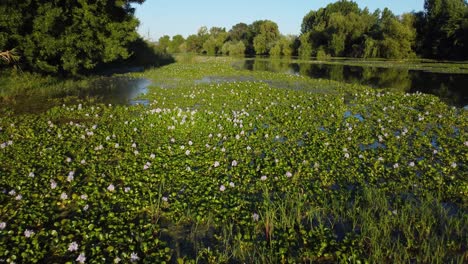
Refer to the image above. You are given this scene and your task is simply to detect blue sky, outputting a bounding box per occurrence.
[134,0,425,41]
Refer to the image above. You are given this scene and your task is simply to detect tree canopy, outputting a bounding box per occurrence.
[0,0,145,75]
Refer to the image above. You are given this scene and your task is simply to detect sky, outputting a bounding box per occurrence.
[134,0,425,41]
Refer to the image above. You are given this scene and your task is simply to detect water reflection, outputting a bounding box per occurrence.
[241,59,468,107]
[1,77,150,114]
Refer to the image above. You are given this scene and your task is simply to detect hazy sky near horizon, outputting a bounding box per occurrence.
[134,1,425,41]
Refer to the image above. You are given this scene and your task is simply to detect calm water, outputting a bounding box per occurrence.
[239,59,468,107]
[1,77,150,114]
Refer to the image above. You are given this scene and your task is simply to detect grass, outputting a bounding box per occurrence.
[0,56,467,263]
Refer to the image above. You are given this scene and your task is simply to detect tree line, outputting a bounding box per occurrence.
[1,0,467,76]
[157,0,468,60]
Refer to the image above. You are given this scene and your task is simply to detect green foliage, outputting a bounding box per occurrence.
[299,1,417,59]
[0,0,145,75]
[419,0,468,60]
[253,20,280,55]
[221,41,246,57]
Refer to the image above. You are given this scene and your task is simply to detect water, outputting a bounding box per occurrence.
[239,59,468,107]
[1,77,150,114]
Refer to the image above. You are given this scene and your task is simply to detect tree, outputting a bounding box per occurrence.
[168,35,185,53]
[0,0,145,75]
[253,20,279,55]
[157,35,171,53]
[421,0,468,59]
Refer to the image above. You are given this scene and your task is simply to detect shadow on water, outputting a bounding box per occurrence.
[238,59,468,107]
[0,77,151,114]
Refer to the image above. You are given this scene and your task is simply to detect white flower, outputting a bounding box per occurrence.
[115,143,119,148]
[28,172,35,178]
[231,160,237,167]
[285,171,292,178]
[114,257,121,263]
[229,182,235,188]
[252,213,259,222]
[80,194,88,200]
[213,161,220,167]
[260,175,267,181]
[76,253,86,263]
[150,153,155,159]
[80,159,86,164]
[66,157,72,163]
[124,187,131,193]
[162,196,168,202]
[188,140,193,146]
[451,162,457,168]
[67,171,75,182]
[130,252,139,262]
[0,222,6,230]
[132,143,137,148]
[219,185,226,192]
[51,180,57,189]
[409,161,415,167]
[68,241,79,252]
[24,229,34,238]
[344,153,350,159]
[15,194,22,200]
[393,163,399,169]
[465,141,468,147]
[221,147,226,152]
[83,204,89,211]
[185,150,190,156]
[60,192,68,200]
[8,190,16,196]
[107,184,115,192]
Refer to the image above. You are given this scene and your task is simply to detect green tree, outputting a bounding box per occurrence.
[0,0,145,75]
[168,35,185,53]
[253,20,280,55]
[157,35,171,53]
[421,0,468,59]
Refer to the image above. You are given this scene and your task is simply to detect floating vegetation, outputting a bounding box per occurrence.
[0,57,467,263]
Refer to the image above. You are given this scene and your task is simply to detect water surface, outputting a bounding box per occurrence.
[238,59,468,107]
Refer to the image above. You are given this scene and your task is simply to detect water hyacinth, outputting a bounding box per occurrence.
[130,252,139,262]
[24,229,34,238]
[0,57,466,263]
[76,253,86,263]
[68,241,79,252]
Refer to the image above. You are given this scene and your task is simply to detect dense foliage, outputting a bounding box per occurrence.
[0,0,145,75]
[0,57,467,263]
[160,0,468,60]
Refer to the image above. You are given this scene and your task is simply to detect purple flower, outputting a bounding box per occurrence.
[285,171,292,178]
[231,160,238,167]
[219,185,226,192]
[260,175,267,181]
[107,184,115,192]
[130,252,139,262]
[0,222,6,230]
[68,241,79,252]
[60,192,68,200]
[229,182,235,188]
[252,213,259,222]
[76,253,86,263]
[24,229,34,238]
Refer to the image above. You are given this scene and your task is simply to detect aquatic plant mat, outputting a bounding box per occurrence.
[1,57,466,263]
